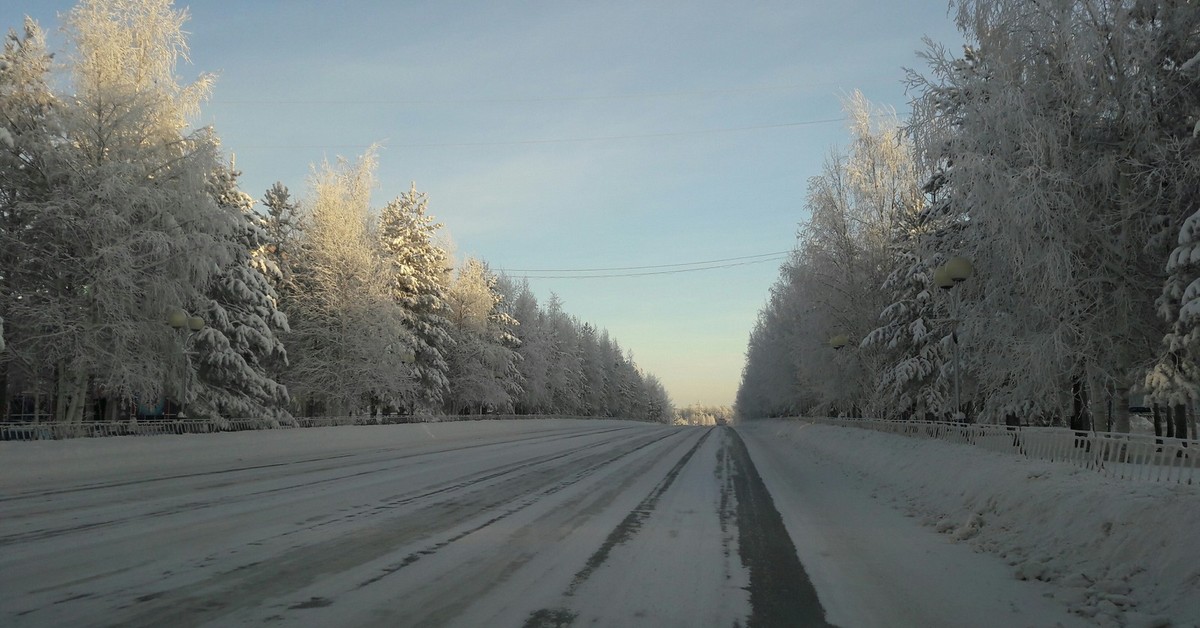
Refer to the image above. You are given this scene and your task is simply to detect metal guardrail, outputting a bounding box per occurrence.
[0,413,625,442]
[806,417,1198,485]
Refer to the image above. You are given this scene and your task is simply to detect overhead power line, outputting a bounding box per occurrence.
[233,117,846,150]
[398,119,845,147]
[511,258,787,280]
[500,251,793,280]
[499,250,793,273]
[213,83,838,106]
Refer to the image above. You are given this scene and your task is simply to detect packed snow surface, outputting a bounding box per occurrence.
[739,420,1199,628]
[4,419,1187,627]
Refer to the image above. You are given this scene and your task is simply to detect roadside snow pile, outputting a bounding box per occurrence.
[770,421,1200,628]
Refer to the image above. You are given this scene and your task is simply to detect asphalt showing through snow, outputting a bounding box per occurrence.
[1,421,831,627]
[726,428,831,628]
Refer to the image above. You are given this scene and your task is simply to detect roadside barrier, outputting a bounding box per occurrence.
[805,417,1198,485]
[0,413,624,442]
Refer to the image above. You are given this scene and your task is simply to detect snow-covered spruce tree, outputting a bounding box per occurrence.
[544,295,585,414]
[1,0,234,423]
[864,89,962,422]
[836,92,929,419]
[601,338,635,418]
[260,181,300,294]
[491,276,669,420]
[184,163,291,424]
[283,149,413,417]
[576,323,610,416]
[500,279,553,414]
[1148,208,1200,438]
[642,373,672,422]
[1142,7,1200,439]
[378,183,454,412]
[863,247,951,421]
[443,257,521,414]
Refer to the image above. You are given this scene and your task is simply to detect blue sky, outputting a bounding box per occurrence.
[3,1,964,408]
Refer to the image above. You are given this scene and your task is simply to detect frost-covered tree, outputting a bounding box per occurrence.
[677,404,733,426]
[544,295,586,414]
[503,280,553,413]
[186,163,291,423]
[861,151,953,419]
[0,18,57,419]
[443,258,521,414]
[1148,208,1200,437]
[905,0,1200,427]
[737,94,919,419]
[0,0,233,424]
[260,181,300,292]
[378,183,454,411]
[283,150,413,416]
[491,276,669,420]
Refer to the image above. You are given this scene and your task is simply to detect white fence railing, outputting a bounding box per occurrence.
[807,417,1198,485]
[0,413,623,442]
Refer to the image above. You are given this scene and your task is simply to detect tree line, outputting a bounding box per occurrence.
[738,0,1200,438]
[0,0,672,425]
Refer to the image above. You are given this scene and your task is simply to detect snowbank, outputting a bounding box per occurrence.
[755,420,1199,628]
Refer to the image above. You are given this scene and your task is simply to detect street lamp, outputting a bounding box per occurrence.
[167,309,205,417]
[827,333,854,417]
[935,257,973,422]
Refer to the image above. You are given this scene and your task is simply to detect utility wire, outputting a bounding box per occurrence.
[401,119,844,147]
[233,117,845,150]
[213,83,839,106]
[499,250,793,273]
[507,257,789,280]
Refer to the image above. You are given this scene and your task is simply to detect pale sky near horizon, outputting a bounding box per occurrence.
[3,1,965,409]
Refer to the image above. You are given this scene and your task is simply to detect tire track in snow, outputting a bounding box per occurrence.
[520,426,714,628]
[0,424,629,504]
[358,429,708,628]
[350,427,690,589]
[0,425,637,546]
[104,428,685,628]
[563,427,713,595]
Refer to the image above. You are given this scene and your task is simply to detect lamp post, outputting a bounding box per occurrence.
[828,333,851,416]
[167,308,205,418]
[934,257,973,422]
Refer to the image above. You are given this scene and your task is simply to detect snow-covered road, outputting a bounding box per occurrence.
[1,420,1094,627]
[1,421,803,627]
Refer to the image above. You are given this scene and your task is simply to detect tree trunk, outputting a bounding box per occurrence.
[0,361,8,421]
[1173,403,1187,440]
[1071,375,1090,431]
[1153,404,1163,437]
[1166,405,1176,438]
[1086,368,1104,432]
[1111,383,1130,434]
[64,371,88,424]
[54,362,69,423]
